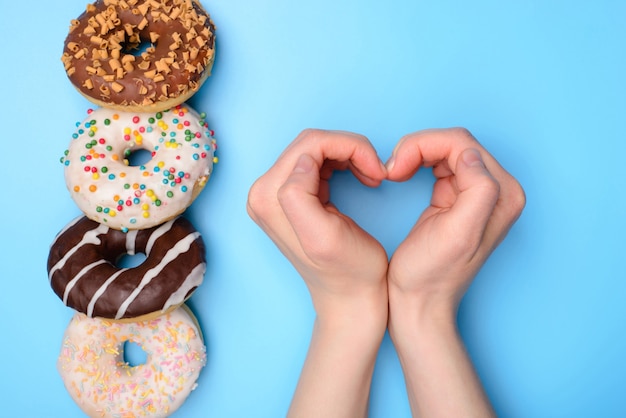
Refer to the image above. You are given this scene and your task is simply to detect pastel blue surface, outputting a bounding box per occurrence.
[0,0,624,416]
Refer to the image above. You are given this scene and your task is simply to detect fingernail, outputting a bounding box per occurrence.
[462,148,484,168]
[379,159,389,175]
[293,154,315,173]
[385,156,395,172]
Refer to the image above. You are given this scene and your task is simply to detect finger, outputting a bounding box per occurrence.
[273,129,387,187]
[248,129,387,264]
[390,128,525,236]
[448,149,500,240]
[248,130,380,226]
[277,154,343,260]
[385,128,508,183]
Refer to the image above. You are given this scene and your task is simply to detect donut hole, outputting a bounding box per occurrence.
[124,148,153,167]
[122,340,148,368]
[121,35,156,58]
[116,252,147,268]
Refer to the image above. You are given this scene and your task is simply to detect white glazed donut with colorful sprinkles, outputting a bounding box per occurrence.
[62,103,217,231]
[57,304,206,418]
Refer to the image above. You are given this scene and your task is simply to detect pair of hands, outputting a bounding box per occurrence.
[247,127,525,417]
[248,127,524,319]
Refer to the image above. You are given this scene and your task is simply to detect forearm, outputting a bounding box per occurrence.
[388,290,495,418]
[288,289,388,418]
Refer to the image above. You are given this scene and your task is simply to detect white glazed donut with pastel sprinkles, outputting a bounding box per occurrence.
[62,103,217,231]
[57,304,206,418]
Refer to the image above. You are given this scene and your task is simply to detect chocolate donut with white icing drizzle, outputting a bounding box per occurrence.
[47,215,206,321]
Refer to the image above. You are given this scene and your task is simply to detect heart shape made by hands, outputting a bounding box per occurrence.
[329,168,436,254]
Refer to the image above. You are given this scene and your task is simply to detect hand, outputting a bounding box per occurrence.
[385,127,525,418]
[247,129,389,418]
[247,128,389,317]
[386,127,526,312]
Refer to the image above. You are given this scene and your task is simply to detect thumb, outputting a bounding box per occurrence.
[447,148,500,241]
[277,154,335,249]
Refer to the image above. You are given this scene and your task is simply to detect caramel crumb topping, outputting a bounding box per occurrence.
[63,0,216,106]
[109,58,121,71]
[137,60,150,70]
[111,81,125,92]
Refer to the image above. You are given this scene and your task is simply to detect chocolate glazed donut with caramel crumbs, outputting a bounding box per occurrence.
[61,0,216,112]
[47,215,206,321]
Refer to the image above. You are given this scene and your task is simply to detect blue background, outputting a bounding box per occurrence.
[0,0,624,416]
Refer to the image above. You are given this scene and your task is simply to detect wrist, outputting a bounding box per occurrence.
[387,284,495,418]
[315,283,389,340]
[388,284,459,345]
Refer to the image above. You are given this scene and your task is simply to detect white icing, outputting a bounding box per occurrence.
[145,218,176,254]
[48,223,109,281]
[57,306,206,417]
[62,104,217,231]
[124,229,138,255]
[62,259,108,305]
[85,268,128,317]
[50,216,206,320]
[115,232,201,319]
[162,263,206,312]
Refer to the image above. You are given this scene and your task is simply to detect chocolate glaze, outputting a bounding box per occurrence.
[61,0,216,108]
[48,216,206,320]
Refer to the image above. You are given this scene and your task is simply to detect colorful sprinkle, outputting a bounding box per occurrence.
[57,310,206,416]
[63,105,217,230]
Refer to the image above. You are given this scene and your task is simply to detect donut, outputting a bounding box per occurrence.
[61,104,217,231]
[61,0,216,112]
[58,305,206,417]
[48,215,206,321]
